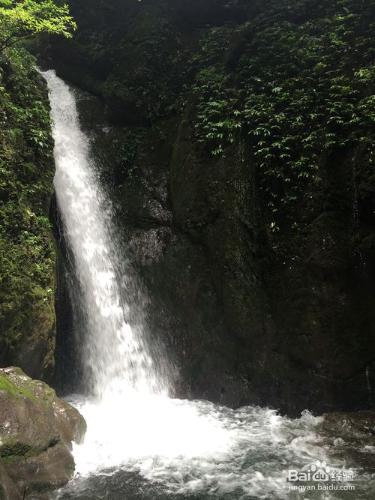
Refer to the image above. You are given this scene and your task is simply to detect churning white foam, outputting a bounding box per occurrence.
[64,398,329,499]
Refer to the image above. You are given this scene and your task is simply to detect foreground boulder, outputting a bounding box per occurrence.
[0,367,86,498]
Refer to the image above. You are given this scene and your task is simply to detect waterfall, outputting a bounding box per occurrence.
[40,71,359,500]
[41,70,167,400]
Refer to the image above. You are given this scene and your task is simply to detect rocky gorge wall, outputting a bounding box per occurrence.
[44,0,375,415]
[0,49,56,381]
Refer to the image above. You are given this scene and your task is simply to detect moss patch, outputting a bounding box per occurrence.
[0,374,36,401]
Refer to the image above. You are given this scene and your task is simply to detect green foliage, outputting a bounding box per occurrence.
[192,0,375,230]
[0,48,55,360]
[0,0,76,52]
[192,28,242,156]
[193,67,241,157]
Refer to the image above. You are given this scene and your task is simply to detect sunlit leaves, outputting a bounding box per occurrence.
[0,0,76,52]
[191,0,375,231]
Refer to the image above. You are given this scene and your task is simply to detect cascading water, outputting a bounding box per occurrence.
[42,69,166,400]
[42,70,372,500]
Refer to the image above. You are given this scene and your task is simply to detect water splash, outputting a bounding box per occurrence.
[61,398,336,499]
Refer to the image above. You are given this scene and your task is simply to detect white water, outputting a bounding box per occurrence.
[42,69,166,400]
[42,71,366,499]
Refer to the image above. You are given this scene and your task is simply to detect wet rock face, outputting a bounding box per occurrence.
[47,0,375,416]
[61,92,375,417]
[0,367,86,498]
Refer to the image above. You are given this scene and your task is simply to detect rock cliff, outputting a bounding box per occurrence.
[43,0,375,415]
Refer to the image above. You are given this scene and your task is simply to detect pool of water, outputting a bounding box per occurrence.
[54,395,375,499]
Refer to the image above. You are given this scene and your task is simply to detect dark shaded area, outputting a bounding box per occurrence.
[50,193,84,395]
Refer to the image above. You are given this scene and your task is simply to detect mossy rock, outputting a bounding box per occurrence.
[0,48,56,382]
[0,462,21,500]
[0,367,86,496]
[0,373,36,401]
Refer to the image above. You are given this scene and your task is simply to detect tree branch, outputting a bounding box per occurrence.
[0,31,33,53]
